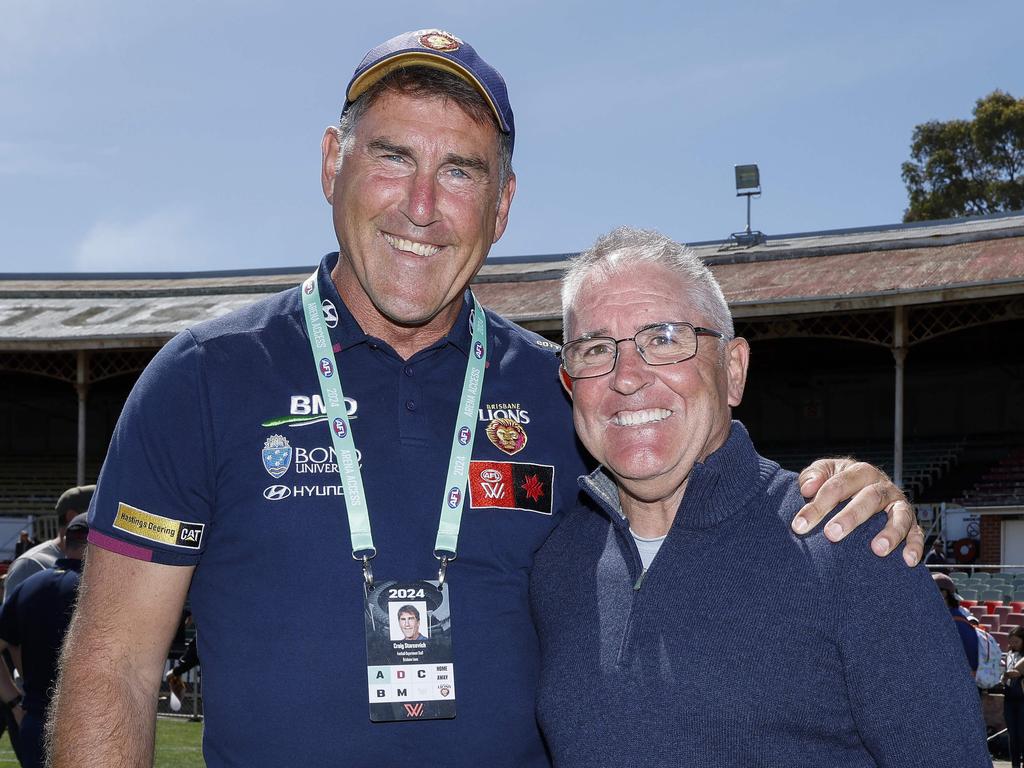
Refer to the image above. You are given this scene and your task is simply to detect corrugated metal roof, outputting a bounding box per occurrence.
[2,213,1023,348]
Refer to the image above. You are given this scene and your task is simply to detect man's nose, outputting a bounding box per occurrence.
[610,342,651,395]
[403,169,439,227]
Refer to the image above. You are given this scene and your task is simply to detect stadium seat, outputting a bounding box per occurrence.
[984,599,1004,614]
[1006,613,1024,628]
[996,605,1013,620]
[993,631,1010,652]
[973,573,993,582]
[980,615,1001,631]
[1013,601,1024,612]
[961,599,978,611]
[959,589,979,601]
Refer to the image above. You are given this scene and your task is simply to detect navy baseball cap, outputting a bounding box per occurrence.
[65,512,90,541]
[344,29,515,154]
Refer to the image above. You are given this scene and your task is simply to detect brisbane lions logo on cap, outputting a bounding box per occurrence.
[419,30,461,52]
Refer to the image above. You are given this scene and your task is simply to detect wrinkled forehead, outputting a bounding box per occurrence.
[567,266,704,338]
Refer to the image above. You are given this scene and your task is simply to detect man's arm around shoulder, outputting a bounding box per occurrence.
[47,545,192,767]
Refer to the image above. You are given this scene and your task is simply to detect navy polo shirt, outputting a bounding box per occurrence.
[0,558,83,713]
[89,253,588,767]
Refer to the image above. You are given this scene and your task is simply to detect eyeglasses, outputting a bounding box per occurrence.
[558,322,725,380]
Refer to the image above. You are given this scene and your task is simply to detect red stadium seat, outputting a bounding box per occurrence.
[993,631,1010,652]
[961,599,978,611]
[996,605,1014,620]
[1012,601,1024,612]
[981,615,1001,631]
[985,600,1003,614]
[1006,613,1024,629]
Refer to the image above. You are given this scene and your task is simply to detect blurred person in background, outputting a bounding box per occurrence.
[13,534,35,559]
[0,514,89,768]
[925,538,950,573]
[933,572,979,672]
[1004,626,1024,768]
[3,487,93,602]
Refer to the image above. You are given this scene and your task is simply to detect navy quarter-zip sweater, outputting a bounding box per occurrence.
[530,422,989,768]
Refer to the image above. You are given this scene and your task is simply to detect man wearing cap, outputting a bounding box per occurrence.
[0,513,88,768]
[934,572,979,671]
[49,30,919,768]
[2,486,93,603]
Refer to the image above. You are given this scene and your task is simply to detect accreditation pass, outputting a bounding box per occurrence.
[364,579,456,722]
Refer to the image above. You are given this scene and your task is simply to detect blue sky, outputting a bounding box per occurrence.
[1,0,1020,273]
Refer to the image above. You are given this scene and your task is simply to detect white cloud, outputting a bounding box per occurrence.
[74,208,218,272]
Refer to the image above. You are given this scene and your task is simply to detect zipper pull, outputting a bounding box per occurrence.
[633,568,647,591]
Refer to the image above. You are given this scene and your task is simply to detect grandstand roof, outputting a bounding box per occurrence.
[2,212,1023,348]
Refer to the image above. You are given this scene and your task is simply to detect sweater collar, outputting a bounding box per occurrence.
[579,420,768,531]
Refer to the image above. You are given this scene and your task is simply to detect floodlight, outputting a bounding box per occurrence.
[735,164,761,194]
[730,163,766,247]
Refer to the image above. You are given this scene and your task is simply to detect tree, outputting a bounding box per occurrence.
[902,90,1024,222]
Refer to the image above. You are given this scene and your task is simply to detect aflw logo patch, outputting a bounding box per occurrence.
[468,461,554,515]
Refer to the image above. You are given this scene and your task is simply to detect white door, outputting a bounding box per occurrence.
[1001,518,1024,569]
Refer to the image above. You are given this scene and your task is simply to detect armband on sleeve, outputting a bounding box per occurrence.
[88,331,215,567]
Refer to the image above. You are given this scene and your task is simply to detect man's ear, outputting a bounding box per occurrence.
[491,172,516,244]
[321,127,341,203]
[559,367,574,398]
[725,337,750,407]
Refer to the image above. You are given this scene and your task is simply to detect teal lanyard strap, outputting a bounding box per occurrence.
[300,271,488,573]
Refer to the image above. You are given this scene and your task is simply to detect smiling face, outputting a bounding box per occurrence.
[566,262,749,511]
[398,608,421,640]
[321,90,515,348]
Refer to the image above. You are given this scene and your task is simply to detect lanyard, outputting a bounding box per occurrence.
[300,271,488,585]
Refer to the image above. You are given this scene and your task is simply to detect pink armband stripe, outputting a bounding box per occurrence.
[88,530,154,562]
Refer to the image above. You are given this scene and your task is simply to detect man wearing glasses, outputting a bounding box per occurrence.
[532,226,989,767]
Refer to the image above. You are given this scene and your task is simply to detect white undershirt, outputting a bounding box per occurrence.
[630,529,667,570]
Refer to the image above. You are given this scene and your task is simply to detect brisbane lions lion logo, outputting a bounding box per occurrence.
[485,418,527,456]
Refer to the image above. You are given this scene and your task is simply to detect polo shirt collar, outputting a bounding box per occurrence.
[315,252,475,357]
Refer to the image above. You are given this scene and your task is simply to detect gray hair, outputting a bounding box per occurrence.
[334,66,513,195]
[561,226,734,342]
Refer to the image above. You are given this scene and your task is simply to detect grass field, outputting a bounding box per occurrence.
[0,717,204,767]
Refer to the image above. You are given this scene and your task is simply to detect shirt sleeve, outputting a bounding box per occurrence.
[88,331,216,567]
[836,515,990,767]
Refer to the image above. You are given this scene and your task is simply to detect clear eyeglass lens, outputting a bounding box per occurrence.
[564,338,616,376]
[635,323,697,363]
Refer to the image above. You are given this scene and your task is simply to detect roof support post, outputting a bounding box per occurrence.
[892,306,907,491]
[76,350,89,486]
